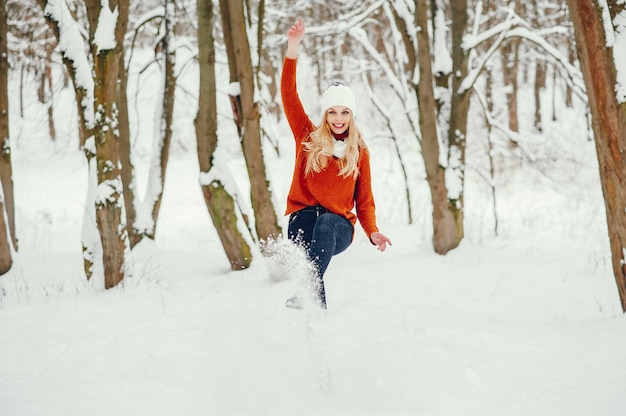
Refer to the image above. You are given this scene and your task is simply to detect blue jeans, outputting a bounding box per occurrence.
[287,206,354,308]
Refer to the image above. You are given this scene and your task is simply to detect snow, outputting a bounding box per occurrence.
[228,81,241,97]
[2,144,626,415]
[611,6,626,103]
[3,18,626,416]
[597,0,626,103]
[95,177,122,205]
[433,5,452,76]
[3,108,626,416]
[42,0,95,127]
[93,0,119,53]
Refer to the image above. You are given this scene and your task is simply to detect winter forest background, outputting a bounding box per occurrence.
[2,1,626,415]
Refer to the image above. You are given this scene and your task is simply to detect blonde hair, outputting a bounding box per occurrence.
[303,113,367,179]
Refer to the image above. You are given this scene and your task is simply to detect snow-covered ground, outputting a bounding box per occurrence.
[2,47,626,416]
[1,129,625,416]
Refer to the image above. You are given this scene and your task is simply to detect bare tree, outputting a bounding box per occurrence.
[345,0,585,253]
[39,0,130,288]
[117,16,137,248]
[415,0,462,253]
[121,2,170,248]
[36,0,101,279]
[500,0,523,134]
[38,42,57,140]
[566,0,626,311]
[84,0,130,288]
[0,0,16,273]
[219,0,281,243]
[138,0,177,241]
[195,0,252,270]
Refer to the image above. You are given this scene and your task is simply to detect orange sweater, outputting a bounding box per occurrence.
[281,57,379,239]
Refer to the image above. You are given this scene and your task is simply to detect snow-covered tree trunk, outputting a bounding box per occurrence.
[116,47,138,248]
[36,0,92,150]
[220,0,281,243]
[413,0,462,254]
[84,0,130,289]
[566,0,626,312]
[37,0,103,279]
[82,151,102,281]
[442,0,472,250]
[139,0,176,241]
[346,0,461,253]
[195,0,252,270]
[0,0,15,272]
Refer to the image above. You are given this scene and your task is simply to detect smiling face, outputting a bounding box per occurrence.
[325,106,352,135]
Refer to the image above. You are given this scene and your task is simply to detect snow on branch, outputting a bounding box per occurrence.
[461,24,510,96]
[131,6,166,31]
[387,0,418,55]
[348,26,406,99]
[125,6,165,68]
[96,177,123,206]
[502,26,586,99]
[460,17,585,100]
[42,0,94,125]
[462,13,528,50]
[94,0,119,53]
[472,87,534,162]
[304,0,388,36]
[600,1,626,103]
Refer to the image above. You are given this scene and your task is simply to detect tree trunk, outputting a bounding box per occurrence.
[534,59,545,131]
[218,0,242,134]
[35,1,92,150]
[565,41,575,108]
[86,0,130,289]
[530,0,545,131]
[196,0,252,270]
[143,0,176,240]
[221,0,281,243]
[45,47,56,140]
[37,0,100,279]
[444,0,470,249]
[82,156,101,280]
[0,0,16,250]
[501,39,520,134]
[0,0,14,272]
[37,44,57,141]
[413,0,459,254]
[566,0,626,312]
[117,46,139,248]
[500,1,522,136]
[255,0,279,122]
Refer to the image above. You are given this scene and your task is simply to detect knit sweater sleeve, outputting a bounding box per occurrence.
[355,149,380,239]
[280,57,314,140]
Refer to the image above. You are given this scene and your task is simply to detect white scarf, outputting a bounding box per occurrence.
[333,138,347,158]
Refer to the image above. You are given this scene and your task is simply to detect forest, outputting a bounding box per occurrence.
[3,0,623,305]
[1,0,626,414]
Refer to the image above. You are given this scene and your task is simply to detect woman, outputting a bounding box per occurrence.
[281,17,392,309]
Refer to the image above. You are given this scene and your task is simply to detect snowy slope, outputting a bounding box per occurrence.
[1,136,625,416]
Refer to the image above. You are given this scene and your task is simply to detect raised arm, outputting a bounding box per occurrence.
[286,17,305,59]
[281,17,313,140]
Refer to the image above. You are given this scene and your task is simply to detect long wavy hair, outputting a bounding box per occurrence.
[303,112,367,179]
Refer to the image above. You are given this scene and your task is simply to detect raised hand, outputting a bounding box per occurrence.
[285,17,305,59]
[287,17,305,44]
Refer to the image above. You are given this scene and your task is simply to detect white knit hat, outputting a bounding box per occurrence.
[321,84,357,118]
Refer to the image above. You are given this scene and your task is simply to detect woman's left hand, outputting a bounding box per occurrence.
[371,232,392,252]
